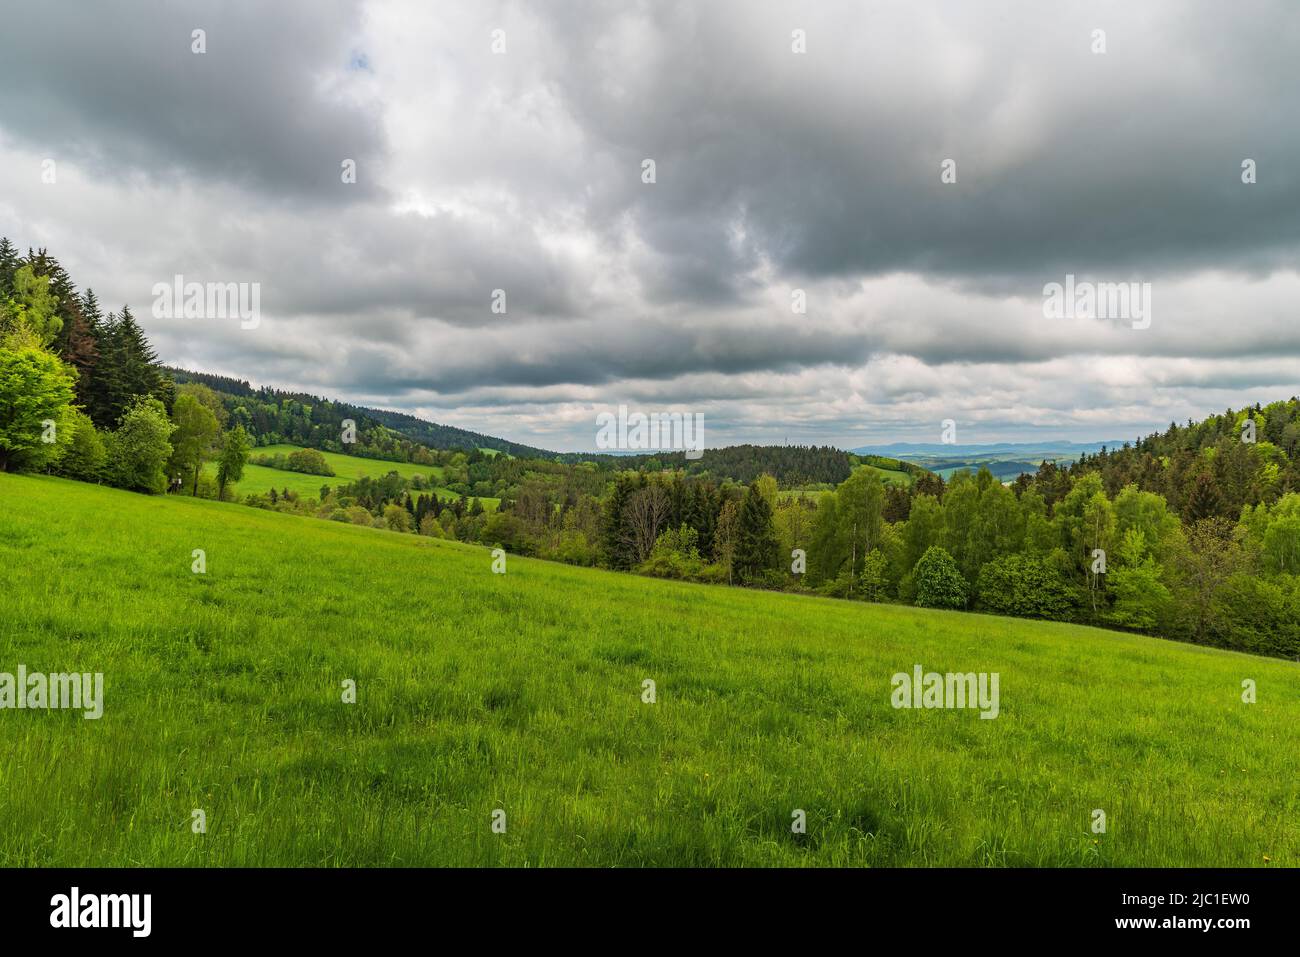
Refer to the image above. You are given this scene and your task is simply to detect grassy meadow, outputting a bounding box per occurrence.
[1,472,1297,867]
[860,463,913,486]
[203,443,499,509]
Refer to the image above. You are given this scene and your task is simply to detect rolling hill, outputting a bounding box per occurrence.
[2,472,1296,867]
[168,368,558,460]
[204,444,500,510]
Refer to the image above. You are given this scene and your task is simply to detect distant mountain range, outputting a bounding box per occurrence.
[850,440,1126,482]
[850,440,1124,458]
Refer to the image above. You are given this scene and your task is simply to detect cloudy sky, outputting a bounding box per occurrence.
[2,0,1298,452]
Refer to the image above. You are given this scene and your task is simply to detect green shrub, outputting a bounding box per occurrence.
[286,447,335,476]
[0,345,76,472]
[1211,573,1300,659]
[56,409,107,482]
[913,546,967,610]
[108,396,173,494]
[976,553,1076,620]
[638,525,706,580]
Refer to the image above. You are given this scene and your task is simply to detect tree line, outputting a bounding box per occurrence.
[0,239,252,495]
[5,236,1296,660]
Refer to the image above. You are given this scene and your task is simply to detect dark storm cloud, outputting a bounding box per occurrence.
[3,0,1299,448]
[283,314,878,396]
[0,0,385,203]
[547,0,1300,294]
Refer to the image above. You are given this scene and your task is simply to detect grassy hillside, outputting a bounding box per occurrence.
[254,444,446,483]
[861,463,912,486]
[1,472,1297,867]
[207,444,499,509]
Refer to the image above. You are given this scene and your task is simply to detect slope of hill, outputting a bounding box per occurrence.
[167,367,558,459]
[223,444,499,509]
[2,472,1296,867]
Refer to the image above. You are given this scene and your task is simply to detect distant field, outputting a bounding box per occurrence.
[862,464,913,486]
[208,444,499,509]
[253,444,445,484]
[3,472,1297,867]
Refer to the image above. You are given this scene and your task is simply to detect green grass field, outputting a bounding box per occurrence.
[253,444,446,484]
[862,464,913,486]
[2,472,1297,867]
[206,444,499,509]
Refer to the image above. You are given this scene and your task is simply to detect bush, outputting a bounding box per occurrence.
[976,553,1076,620]
[382,503,412,532]
[286,448,334,476]
[549,530,596,566]
[1104,559,1171,630]
[483,511,533,554]
[1210,573,1300,659]
[0,345,76,472]
[638,525,706,580]
[108,396,173,493]
[56,410,107,481]
[913,546,967,609]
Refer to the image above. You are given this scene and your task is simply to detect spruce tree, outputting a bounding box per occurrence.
[87,310,122,428]
[601,473,638,569]
[734,481,780,583]
[1185,472,1221,522]
[0,237,18,298]
[110,306,168,421]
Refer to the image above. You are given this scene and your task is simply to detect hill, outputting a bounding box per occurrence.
[212,443,498,510]
[2,472,1296,867]
[167,367,558,460]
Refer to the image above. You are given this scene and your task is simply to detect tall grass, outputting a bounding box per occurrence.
[1,473,1296,866]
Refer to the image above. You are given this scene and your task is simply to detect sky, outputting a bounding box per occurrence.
[1,0,1298,453]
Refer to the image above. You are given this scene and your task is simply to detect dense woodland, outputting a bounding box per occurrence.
[3,238,1298,660]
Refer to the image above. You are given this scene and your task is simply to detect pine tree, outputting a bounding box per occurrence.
[1185,472,1221,522]
[601,473,638,569]
[80,289,104,330]
[733,481,780,583]
[107,306,168,423]
[0,237,18,299]
[86,310,122,428]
